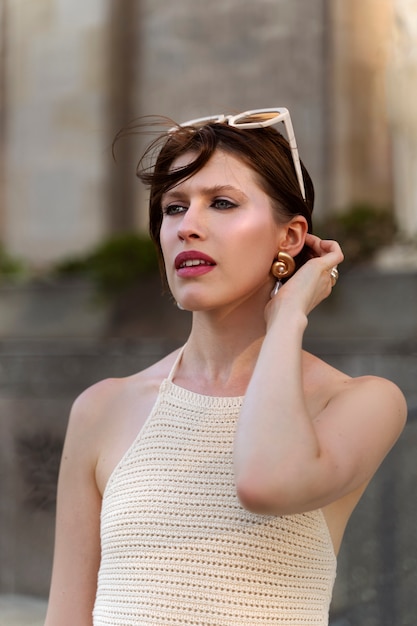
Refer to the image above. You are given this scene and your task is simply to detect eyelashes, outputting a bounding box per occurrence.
[162,198,238,216]
[162,204,187,216]
[212,198,237,210]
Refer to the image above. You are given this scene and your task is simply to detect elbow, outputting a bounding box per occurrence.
[234,459,324,516]
[236,480,271,514]
[235,473,290,515]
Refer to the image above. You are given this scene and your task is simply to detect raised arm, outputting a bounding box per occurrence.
[234,236,407,516]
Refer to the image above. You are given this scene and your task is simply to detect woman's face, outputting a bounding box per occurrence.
[159,149,287,312]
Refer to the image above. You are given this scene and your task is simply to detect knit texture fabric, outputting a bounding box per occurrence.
[93,379,337,625]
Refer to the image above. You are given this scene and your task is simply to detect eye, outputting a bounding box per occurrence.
[211,198,237,210]
[162,204,187,216]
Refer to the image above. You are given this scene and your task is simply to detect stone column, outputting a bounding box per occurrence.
[387,0,417,237]
[105,0,141,234]
[327,0,393,212]
[0,0,6,240]
[3,0,110,266]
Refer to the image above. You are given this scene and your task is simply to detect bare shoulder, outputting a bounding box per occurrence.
[70,347,182,428]
[304,350,407,438]
[65,346,184,493]
[332,373,407,434]
[339,372,407,405]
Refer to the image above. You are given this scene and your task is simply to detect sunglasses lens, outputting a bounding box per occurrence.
[233,111,282,126]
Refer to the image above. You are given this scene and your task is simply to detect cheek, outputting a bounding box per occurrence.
[230,219,278,262]
[159,222,171,261]
[226,238,276,288]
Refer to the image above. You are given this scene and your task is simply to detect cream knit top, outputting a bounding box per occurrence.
[93,348,337,625]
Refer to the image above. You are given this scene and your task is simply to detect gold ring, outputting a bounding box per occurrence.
[330,267,339,287]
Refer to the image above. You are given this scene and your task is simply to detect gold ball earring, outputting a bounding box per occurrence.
[271,251,296,279]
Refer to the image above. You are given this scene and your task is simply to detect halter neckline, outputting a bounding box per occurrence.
[167,344,187,382]
[165,344,245,402]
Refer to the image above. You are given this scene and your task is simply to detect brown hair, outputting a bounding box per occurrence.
[134,119,315,273]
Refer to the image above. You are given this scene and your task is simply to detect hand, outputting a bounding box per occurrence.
[266,235,344,323]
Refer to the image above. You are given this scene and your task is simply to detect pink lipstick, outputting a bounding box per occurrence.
[174,251,216,277]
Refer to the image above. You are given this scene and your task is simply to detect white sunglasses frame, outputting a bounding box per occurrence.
[172,107,306,201]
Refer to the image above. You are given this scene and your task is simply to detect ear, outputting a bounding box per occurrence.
[276,216,308,257]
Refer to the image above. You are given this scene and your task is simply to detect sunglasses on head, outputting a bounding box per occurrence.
[170,108,306,201]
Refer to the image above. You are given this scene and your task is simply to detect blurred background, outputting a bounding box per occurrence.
[0,0,417,624]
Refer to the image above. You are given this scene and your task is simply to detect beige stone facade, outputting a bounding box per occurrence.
[387,0,417,236]
[0,0,412,265]
[328,0,394,210]
[2,0,110,266]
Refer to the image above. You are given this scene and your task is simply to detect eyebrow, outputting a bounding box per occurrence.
[162,185,249,202]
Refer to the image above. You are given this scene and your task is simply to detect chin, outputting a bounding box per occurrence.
[176,295,220,312]
[173,289,210,311]
[177,301,205,312]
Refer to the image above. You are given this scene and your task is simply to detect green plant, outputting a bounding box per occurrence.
[0,244,25,283]
[315,204,397,266]
[55,232,159,298]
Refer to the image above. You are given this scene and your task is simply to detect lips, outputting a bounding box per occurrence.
[174,251,216,270]
[174,250,216,278]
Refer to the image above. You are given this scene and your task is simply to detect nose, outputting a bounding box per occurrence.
[177,203,206,242]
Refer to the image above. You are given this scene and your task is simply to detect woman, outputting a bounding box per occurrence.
[45,108,407,625]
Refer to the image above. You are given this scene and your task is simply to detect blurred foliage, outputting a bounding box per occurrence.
[55,232,159,298]
[0,243,26,283]
[315,203,397,267]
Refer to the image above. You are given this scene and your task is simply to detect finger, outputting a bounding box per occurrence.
[305,234,333,255]
[305,235,343,264]
[305,234,339,252]
[304,234,323,258]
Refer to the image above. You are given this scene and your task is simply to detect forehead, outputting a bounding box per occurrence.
[169,149,261,189]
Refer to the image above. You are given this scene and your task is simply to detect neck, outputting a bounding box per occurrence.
[177,300,268,396]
